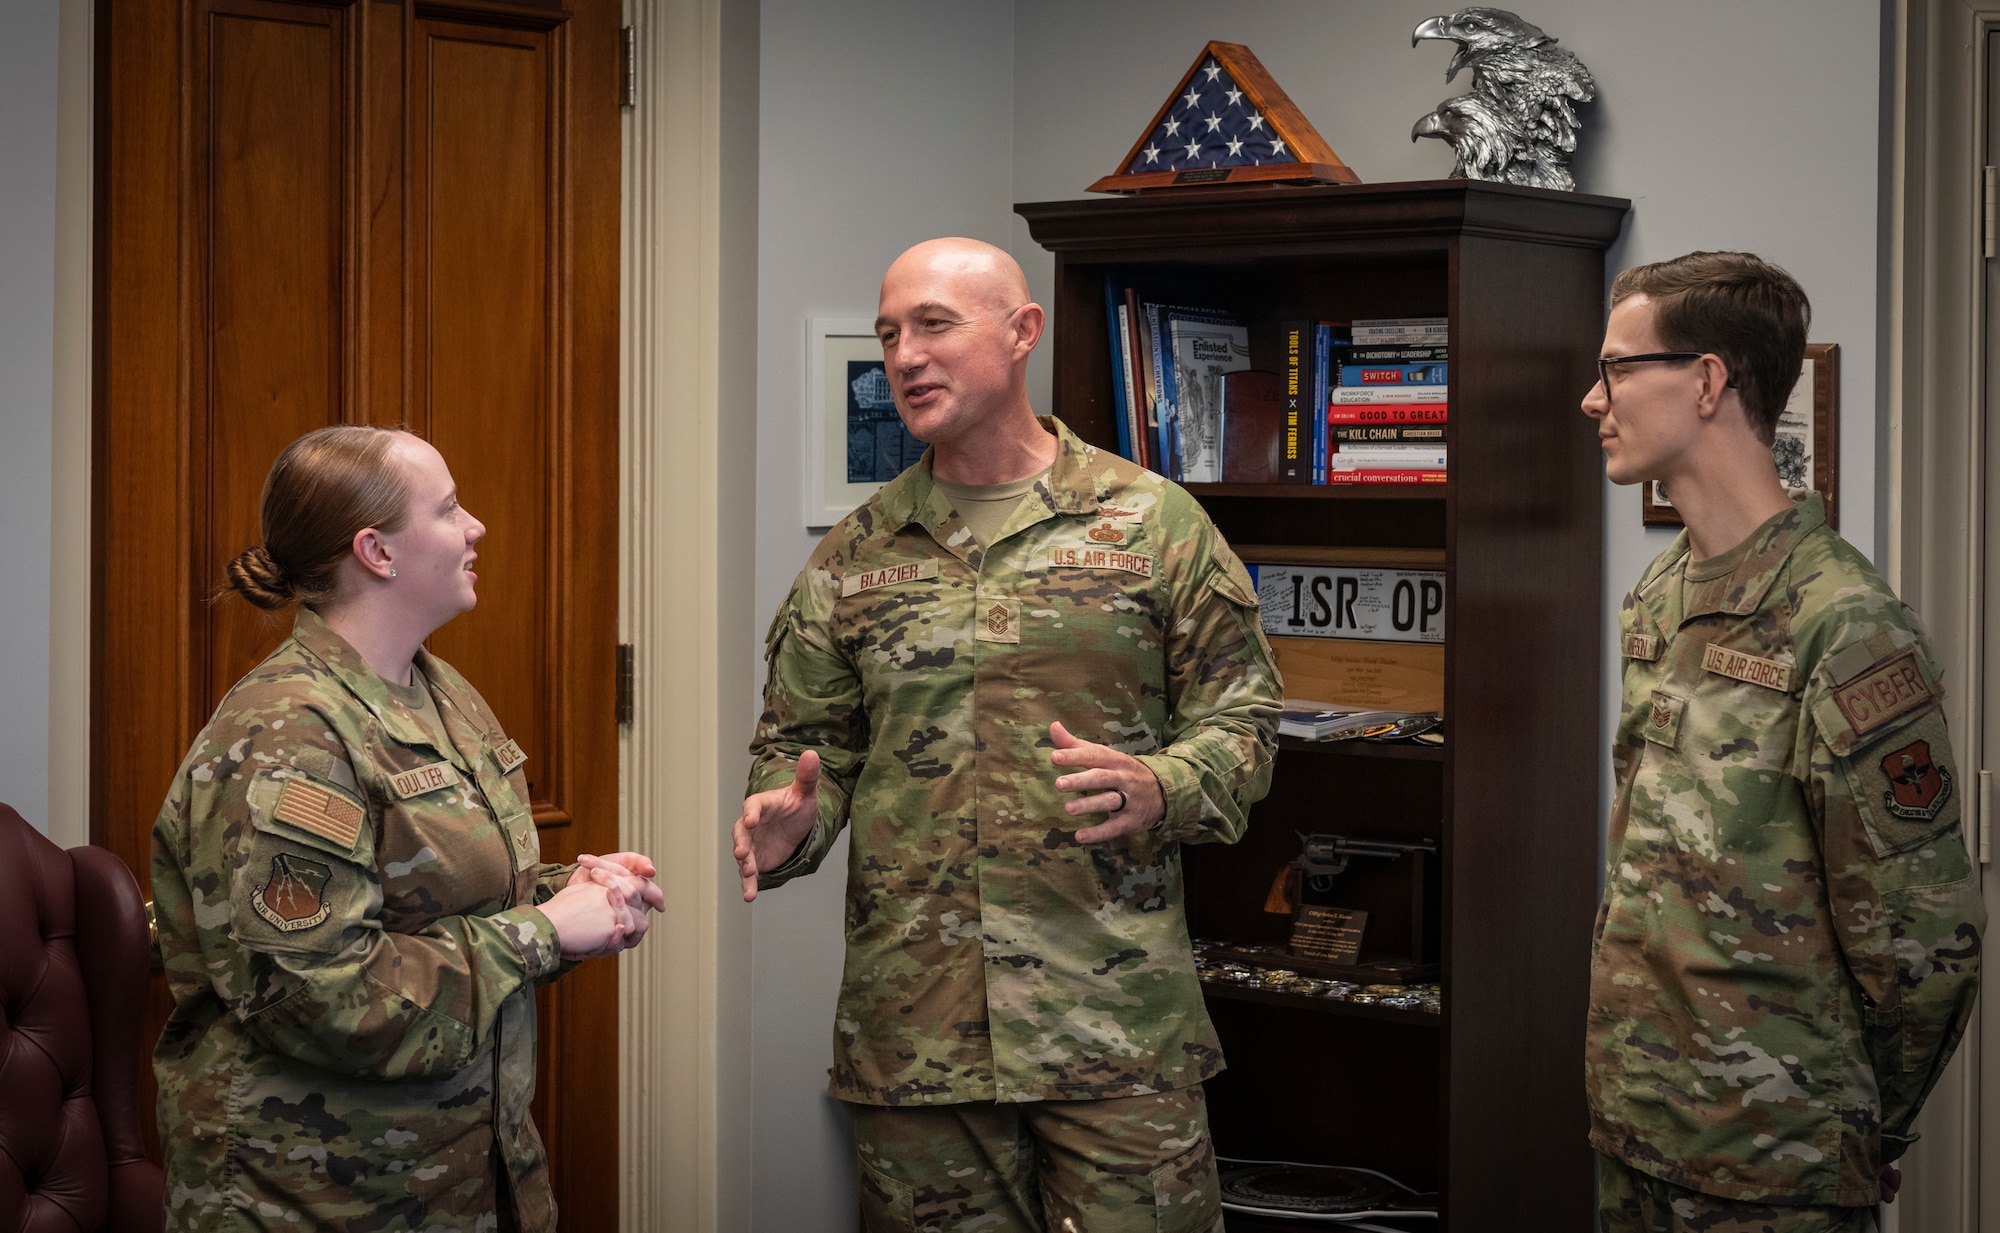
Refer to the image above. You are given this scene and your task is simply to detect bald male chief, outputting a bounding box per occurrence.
[731,238,1282,1232]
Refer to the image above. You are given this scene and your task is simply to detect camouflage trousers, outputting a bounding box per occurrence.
[1598,1156,1881,1233]
[849,1086,1224,1233]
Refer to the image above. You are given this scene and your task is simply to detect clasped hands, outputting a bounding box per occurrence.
[540,851,666,960]
[730,720,1165,903]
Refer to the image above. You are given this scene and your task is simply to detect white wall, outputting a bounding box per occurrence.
[0,2,60,833]
[751,3,1016,1228]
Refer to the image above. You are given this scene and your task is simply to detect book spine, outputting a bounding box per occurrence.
[1312,325,1331,483]
[1327,403,1450,425]
[1350,333,1451,347]
[1279,319,1309,483]
[1330,385,1450,405]
[1351,317,1450,332]
[1146,302,1173,476]
[1107,286,1133,462]
[1331,452,1448,471]
[1346,344,1449,363]
[1322,469,1450,485]
[1128,290,1153,470]
[1332,424,1448,443]
[1340,363,1448,386]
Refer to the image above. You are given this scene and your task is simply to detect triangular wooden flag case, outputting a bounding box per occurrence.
[1088,42,1360,193]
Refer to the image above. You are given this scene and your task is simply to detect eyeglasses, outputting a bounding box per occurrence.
[1593,352,1737,401]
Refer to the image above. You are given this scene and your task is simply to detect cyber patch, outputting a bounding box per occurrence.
[1833,651,1933,738]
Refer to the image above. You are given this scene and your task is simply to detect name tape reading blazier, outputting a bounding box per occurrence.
[1249,563,1446,644]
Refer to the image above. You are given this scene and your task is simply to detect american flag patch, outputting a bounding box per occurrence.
[273,777,365,851]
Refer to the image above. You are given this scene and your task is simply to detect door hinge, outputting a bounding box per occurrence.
[615,643,635,725]
[1980,769,1992,863]
[619,26,637,109]
[1985,167,1996,259]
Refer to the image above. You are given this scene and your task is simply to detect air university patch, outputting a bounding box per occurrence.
[273,777,365,851]
[253,853,333,932]
[390,760,461,800]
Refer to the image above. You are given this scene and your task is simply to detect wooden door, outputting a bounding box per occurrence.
[92,0,623,1224]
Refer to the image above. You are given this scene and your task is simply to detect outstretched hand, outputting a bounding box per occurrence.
[1049,721,1165,843]
[731,749,822,902]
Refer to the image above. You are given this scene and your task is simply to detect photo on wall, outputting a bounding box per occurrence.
[846,360,922,484]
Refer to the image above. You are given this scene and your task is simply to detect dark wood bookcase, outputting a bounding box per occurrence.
[1018,181,1630,1233]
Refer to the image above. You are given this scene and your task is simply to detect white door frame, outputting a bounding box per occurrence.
[617,0,758,1229]
[1887,2,1994,1229]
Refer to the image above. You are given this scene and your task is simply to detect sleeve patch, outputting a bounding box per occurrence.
[274,776,365,851]
[251,853,335,932]
[1832,651,1934,737]
[1880,739,1955,825]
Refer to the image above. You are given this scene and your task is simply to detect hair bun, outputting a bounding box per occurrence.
[227,544,295,610]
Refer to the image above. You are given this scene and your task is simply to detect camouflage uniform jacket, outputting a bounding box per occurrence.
[151,608,573,1232]
[751,417,1281,1106]
[1587,494,1984,1205]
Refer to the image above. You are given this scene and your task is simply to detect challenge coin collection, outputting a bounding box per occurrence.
[1192,940,1441,1013]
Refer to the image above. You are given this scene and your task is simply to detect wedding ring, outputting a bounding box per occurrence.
[1112,788,1128,813]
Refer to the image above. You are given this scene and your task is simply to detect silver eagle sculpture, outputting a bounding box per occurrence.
[1410,7,1595,192]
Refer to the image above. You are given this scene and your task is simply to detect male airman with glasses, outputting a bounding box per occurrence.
[1582,251,1983,1232]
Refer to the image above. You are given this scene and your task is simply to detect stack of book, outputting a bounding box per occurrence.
[1327,317,1448,486]
[1104,282,1250,482]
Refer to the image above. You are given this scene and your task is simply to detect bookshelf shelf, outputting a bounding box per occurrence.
[1020,179,1628,1233]
[1276,736,1443,762]
[1181,481,1447,501]
[1198,979,1446,1027]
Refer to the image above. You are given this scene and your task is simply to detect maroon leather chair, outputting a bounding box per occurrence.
[0,804,164,1233]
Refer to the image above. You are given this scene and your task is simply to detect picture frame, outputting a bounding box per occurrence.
[804,317,919,529]
[1641,342,1838,530]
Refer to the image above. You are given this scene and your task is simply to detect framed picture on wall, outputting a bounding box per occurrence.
[1642,342,1839,530]
[804,317,921,528]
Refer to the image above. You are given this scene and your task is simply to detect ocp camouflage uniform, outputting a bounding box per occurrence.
[1587,493,1984,1209]
[750,417,1281,1110]
[152,608,573,1232]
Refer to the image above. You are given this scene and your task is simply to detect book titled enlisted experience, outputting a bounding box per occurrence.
[1168,316,1251,483]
